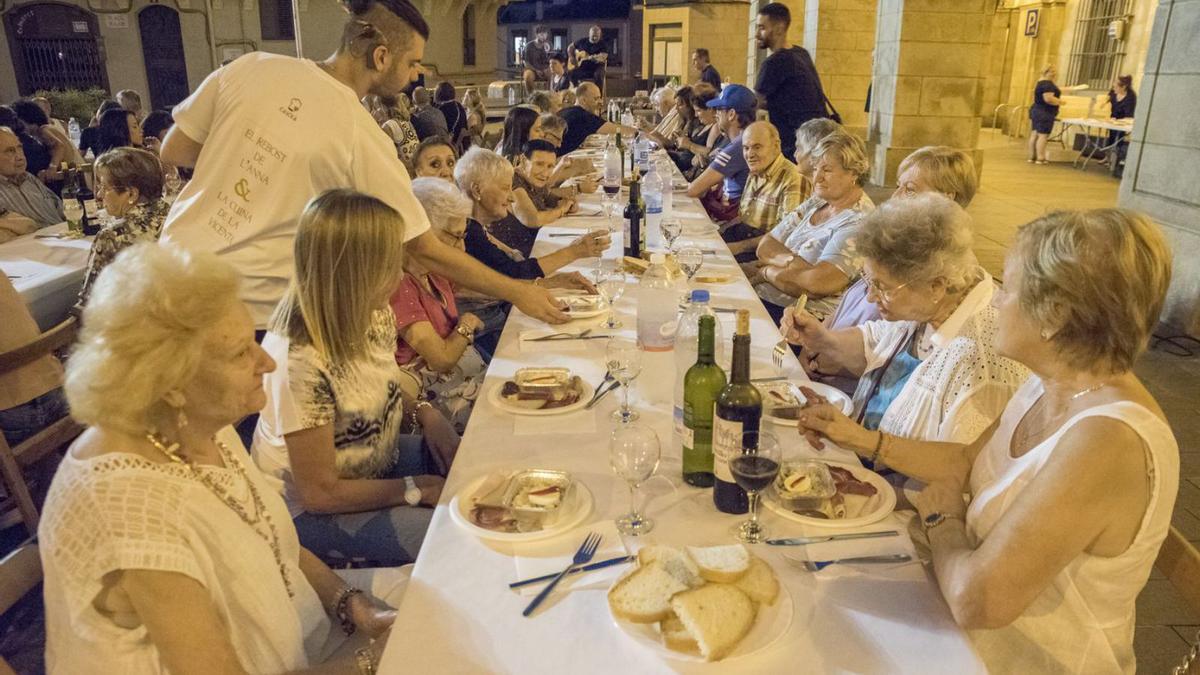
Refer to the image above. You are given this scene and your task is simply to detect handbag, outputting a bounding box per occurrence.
[823,94,843,125]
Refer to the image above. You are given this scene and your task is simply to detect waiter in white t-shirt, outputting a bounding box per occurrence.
[159,0,568,329]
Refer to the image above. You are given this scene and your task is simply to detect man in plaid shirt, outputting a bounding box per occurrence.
[728,121,807,260]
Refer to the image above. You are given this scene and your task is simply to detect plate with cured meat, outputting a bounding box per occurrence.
[487,368,591,416]
[448,470,594,542]
[763,460,896,529]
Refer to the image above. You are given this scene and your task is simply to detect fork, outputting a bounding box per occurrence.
[523,532,603,617]
[797,553,912,572]
[773,295,810,368]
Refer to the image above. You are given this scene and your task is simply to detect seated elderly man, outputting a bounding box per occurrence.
[638,86,682,140]
[0,126,64,240]
[727,121,806,260]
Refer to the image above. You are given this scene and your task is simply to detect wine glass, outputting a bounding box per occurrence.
[601,189,620,232]
[605,338,642,423]
[660,217,682,252]
[610,422,661,536]
[731,431,781,544]
[677,246,703,283]
[162,169,184,205]
[596,260,626,330]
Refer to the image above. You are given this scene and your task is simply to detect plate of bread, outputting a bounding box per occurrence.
[607,544,791,662]
[764,460,896,528]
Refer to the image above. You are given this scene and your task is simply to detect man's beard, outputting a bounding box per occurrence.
[755,37,768,50]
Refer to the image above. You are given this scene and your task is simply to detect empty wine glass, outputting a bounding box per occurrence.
[162,169,184,205]
[731,431,781,544]
[610,422,661,536]
[596,260,626,330]
[677,246,703,283]
[601,190,620,231]
[605,338,642,423]
[660,217,682,252]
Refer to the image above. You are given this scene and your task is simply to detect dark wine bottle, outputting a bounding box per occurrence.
[683,315,725,487]
[712,310,761,514]
[623,173,644,259]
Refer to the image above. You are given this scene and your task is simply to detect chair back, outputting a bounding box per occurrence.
[0,542,42,674]
[1157,525,1200,614]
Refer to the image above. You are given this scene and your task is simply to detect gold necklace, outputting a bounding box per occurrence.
[1014,383,1106,451]
[145,431,295,597]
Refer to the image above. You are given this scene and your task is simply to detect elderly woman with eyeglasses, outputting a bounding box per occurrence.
[782,193,1028,450]
[795,209,1177,674]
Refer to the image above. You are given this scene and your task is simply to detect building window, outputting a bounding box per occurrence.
[551,28,568,53]
[259,0,294,41]
[463,5,476,66]
[649,23,683,83]
[510,29,528,66]
[602,27,622,67]
[1065,0,1133,89]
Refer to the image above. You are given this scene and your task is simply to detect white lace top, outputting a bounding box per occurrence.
[967,377,1179,673]
[852,276,1030,444]
[38,427,331,674]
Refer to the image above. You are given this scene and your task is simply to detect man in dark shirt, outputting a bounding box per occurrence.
[555,82,637,156]
[753,3,829,160]
[692,49,723,90]
[522,25,551,93]
[570,25,609,87]
[410,85,450,140]
[549,53,572,92]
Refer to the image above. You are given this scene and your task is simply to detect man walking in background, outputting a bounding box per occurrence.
[753,3,829,160]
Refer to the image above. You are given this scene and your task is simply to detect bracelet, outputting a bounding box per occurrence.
[409,399,434,430]
[333,586,364,636]
[869,431,887,467]
[355,646,377,675]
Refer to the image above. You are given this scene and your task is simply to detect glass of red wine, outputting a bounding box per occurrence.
[731,431,781,544]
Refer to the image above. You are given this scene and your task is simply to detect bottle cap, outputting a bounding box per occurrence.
[690,290,710,303]
[650,253,666,265]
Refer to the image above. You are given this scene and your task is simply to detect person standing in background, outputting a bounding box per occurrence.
[692,49,722,90]
[753,3,830,161]
[1027,65,1062,165]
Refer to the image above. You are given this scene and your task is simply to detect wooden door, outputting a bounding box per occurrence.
[138,5,188,110]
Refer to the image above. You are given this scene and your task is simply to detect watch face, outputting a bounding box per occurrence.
[923,512,943,527]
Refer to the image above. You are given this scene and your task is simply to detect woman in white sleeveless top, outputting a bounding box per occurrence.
[40,244,403,674]
[797,209,1178,674]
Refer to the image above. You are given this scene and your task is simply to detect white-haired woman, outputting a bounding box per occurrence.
[395,177,488,433]
[751,130,875,323]
[254,190,459,568]
[453,147,606,356]
[810,146,980,394]
[797,209,1177,674]
[41,243,402,674]
[783,194,1028,450]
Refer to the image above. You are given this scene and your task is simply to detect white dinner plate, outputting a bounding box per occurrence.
[761,381,853,427]
[609,571,794,662]
[487,377,593,416]
[764,460,897,529]
[555,295,609,320]
[447,474,594,543]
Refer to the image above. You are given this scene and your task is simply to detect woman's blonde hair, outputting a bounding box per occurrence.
[66,243,241,435]
[811,130,870,186]
[269,189,406,364]
[1015,209,1172,373]
[897,146,979,208]
[858,193,980,293]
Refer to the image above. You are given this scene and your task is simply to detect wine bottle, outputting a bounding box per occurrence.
[683,315,725,487]
[712,310,761,514]
[623,173,644,259]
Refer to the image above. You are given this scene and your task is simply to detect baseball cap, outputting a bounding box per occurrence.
[706,84,757,113]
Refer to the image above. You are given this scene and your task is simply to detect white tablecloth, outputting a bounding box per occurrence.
[0,223,91,330]
[379,145,984,674]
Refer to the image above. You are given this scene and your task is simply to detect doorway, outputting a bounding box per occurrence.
[4,2,108,94]
[138,5,188,110]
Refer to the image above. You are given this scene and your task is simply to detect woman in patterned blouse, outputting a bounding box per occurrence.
[76,147,170,309]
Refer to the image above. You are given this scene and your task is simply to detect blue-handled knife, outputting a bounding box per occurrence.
[765,530,900,546]
[508,554,635,589]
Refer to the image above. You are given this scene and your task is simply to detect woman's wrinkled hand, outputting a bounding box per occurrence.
[780,305,827,349]
[571,230,610,258]
[795,387,873,452]
[543,272,598,294]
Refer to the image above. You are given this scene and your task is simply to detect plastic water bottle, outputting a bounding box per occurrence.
[67,117,81,147]
[635,135,650,172]
[620,107,635,131]
[657,156,674,230]
[643,160,665,250]
[637,253,678,404]
[673,290,724,433]
[603,137,621,191]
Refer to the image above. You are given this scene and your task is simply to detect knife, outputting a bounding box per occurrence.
[585,381,621,409]
[527,334,612,342]
[765,530,900,546]
[509,554,636,589]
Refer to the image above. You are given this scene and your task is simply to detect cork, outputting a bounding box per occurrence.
[736,309,750,335]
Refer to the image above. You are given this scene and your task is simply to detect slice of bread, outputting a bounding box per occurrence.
[638,546,704,588]
[686,544,751,583]
[670,584,756,661]
[607,560,690,623]
[733,556,779,606]
[659,613,699,653]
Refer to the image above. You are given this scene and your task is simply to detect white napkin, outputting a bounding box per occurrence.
[511,519,630,596]
[513,408,598,435]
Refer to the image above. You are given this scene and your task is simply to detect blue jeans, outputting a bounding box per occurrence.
[292,435,436,567]
[0,389,68,446]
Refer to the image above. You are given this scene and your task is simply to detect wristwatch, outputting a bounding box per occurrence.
[455,322,475,345]
[403,476,422,506]
[923,512,963,533]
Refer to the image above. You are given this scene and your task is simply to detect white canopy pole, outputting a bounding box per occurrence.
[291,0,304,58]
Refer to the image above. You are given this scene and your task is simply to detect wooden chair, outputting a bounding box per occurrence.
[0,542,41,675]
[1157,525,1200,613]
[0,317,82,537]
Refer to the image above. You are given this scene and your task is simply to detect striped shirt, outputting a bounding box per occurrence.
[0,172,63,227]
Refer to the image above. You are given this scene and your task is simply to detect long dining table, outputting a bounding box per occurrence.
[378,139,985,674]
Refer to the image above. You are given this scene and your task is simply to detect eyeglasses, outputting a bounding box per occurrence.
[862,272,912,302]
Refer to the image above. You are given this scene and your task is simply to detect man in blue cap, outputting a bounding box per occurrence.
[685,83,757,228]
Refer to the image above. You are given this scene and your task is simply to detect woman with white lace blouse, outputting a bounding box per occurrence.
[40,243,401,674]
[781,193,1029,451]
[794,209,1178,674]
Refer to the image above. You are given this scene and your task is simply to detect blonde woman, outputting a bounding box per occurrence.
[462,88,487,147]
[253,190,459,567]
[797,210,1177,673]
[1028,64,1063,164]
[41,243,401,674]
[368,94,419,165]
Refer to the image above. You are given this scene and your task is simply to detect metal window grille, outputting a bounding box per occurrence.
[1065,0,1133,89]
[16,38,106,92]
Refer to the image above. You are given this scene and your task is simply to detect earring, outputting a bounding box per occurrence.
[1040,329,1052,341]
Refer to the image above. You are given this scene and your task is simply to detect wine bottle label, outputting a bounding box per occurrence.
[712,412,741,483]
[681,425,694,451]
